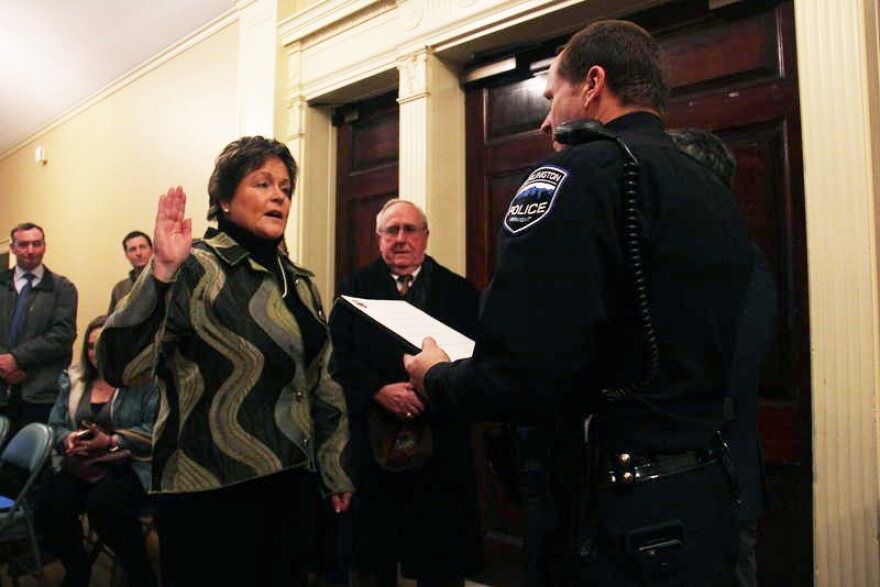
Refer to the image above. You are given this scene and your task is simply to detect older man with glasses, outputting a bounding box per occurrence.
[329,199,483,587]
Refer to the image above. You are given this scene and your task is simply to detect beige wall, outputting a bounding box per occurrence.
[0,21,240,352]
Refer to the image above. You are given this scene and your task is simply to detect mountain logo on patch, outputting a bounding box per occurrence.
[503,166,569,234]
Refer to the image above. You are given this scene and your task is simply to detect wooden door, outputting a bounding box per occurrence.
[465,2,810,585]
[335,92,400,287]
[660,4,810,585]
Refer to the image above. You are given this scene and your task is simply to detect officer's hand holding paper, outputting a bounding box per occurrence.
[404,337,450,394]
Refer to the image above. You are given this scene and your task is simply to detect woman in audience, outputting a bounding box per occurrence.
[97,136,353,587]
[37,314,158,587]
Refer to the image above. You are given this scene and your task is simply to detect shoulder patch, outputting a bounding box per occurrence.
[503,165,569,234]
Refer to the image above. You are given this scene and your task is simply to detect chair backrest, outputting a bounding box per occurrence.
[0,423,53,473]
[0,415,11,451]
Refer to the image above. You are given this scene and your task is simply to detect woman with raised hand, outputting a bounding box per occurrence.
[98,136,353,586]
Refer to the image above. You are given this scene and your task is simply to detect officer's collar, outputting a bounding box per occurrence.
[604,111,663,134]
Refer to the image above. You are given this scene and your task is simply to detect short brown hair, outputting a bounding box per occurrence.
[557,20,667,113]
[122,230,152,251]
[10,222,45,242]
[207,136,297,221]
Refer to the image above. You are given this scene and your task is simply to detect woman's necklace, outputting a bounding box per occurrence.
[276,256,289,298]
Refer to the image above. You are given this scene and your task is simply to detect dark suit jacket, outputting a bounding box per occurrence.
[329,256,482,575]
[0,267,77,404]
[108,266,144,313]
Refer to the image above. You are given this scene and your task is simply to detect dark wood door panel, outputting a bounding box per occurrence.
[486,135,550,175]
[335,92,399,287]
[487,77,550,140]
[666,81,797,130]
[338,190,397,278]
[661,10,782,93]
[352,116,400,170]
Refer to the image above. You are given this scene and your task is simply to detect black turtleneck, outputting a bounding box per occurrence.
[218,217,283,277]
[217,217,326,364]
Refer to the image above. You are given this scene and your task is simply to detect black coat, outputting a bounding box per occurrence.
[329,256,482,578]
[725,246,777,522]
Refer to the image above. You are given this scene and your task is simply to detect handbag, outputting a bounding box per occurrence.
[368,407,433,472]
[61,448,133,484]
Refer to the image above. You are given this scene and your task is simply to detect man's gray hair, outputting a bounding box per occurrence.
[375,199,429,232]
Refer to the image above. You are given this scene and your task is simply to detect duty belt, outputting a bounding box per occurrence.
[597,450,717,488]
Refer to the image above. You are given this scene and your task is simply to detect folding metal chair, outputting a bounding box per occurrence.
[0,416,11,452]
[0,423,53,586]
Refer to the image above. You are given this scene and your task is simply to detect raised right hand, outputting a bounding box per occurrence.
[153,186,192,282]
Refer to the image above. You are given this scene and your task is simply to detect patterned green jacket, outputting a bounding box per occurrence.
[98,229,353,496]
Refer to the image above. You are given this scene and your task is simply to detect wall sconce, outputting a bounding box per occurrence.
[34,146,48,165]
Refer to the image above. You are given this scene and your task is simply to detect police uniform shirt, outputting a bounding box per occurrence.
[425,112,756,454]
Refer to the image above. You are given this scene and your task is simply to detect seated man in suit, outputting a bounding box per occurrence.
[329,199,482,587]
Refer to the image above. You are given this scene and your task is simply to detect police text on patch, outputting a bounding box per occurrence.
[503,166,569,234]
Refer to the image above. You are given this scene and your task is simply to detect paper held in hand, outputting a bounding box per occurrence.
[340,295,475,361]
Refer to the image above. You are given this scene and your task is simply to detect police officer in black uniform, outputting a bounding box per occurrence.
[405,20,775,586]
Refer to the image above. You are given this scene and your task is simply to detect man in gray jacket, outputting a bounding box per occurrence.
[0,222,77,428]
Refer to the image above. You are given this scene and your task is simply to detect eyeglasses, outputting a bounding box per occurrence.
[377,224,426,238]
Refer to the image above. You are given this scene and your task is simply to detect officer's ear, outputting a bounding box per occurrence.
[581,65,606,110]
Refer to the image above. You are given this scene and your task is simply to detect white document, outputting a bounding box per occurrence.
[340,295,475,361]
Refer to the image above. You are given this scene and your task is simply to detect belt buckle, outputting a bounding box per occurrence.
[609,452,637,485]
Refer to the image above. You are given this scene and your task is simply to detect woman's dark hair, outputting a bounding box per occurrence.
[557,20,668,113]
[207,136,298,221]
[81,315,108,384]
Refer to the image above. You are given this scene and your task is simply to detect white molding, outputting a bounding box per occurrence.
[0,7,239,163]
[278,0,391,45]
[428,0,661,55]
[300,48,400,101]
[282,0,663,104]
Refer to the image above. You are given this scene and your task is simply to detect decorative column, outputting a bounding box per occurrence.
[234,0,279,136]
[397,48,466,273]
[283,40,336,300]
[795,1,880,586]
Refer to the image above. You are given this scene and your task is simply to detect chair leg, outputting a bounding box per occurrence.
[23,508,47,586]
